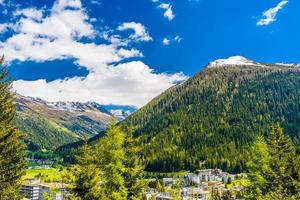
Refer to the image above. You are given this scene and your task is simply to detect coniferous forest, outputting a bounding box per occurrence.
[121,65,300,173]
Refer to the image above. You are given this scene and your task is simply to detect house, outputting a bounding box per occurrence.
[20,184,51,200]
[185,169,236,185]
[144,188,157,200]
[20,180,67,200]
[144,191,173,200]
[156,192,173,200]
[163,178,174,187]
[182,187,210,200]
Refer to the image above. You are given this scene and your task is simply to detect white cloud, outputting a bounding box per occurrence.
[14,8,44,20]
[162,38,170,45]
[0,0,4,5]
[90,18,97,23]
[162,35,182,45]
[174,35,182,43]
[118,48,143,58]
[91,0,102,6]
[53,0,82,12]
[158,3,175,21]
[257,1,288,26]
[117,22,152,42]
[0,23,8,33]
[13,61,187,107]
[0,0,187,107]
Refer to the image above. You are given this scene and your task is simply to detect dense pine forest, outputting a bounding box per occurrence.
[121,64,300,173]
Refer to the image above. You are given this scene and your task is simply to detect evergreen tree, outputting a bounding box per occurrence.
[0,56,26,200]
[246,136,271,198]
[123,128,146,200]
[96,127,127,200]
[266,124,300,197]
[71,127,147,200]
[246,125,300,199]
[71,144,103,200]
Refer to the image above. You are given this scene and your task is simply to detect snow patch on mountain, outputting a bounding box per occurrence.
[109,109,132,121]
[47,102,83,112]
[47,101,135,120]
[207,56,300,69]
[17,94,136,121]
[102,105,136,121]
[275,63,300,67]
[207,56,260,68]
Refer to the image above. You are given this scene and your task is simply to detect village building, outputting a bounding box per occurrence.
[163,178,175,187]
[156,192,173,200]
[182,187,210,200]
[144,190,173,200]
[185,169,236,185]
[20,179,67,200]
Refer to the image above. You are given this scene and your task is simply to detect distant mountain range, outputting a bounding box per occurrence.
[120,56,300,172]
[15,95,136,151]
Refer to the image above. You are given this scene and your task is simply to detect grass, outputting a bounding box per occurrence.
[143,170,189,179]
[23,167,68,183]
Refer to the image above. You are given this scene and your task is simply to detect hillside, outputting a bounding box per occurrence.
[16,95,115,150]
[121,56,300,173]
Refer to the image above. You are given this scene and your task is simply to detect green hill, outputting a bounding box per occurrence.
[121,57,300,173]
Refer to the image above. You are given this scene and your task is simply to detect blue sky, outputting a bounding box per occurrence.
[0,0,297,107]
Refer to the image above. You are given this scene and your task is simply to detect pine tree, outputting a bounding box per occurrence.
[70,127,147,200]
[246,125,300,199]
[123,128,146,200]
[267,124,300,197]
[246,136,271,198]
[96,127,127,200]
[71,144,103,200]
[0,56,26,200]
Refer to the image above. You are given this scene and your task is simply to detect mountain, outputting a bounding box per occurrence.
[121,56,300,173]
[16,95,115,150]
[102,105,137,121]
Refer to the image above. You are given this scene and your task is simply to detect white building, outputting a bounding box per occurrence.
[163,178,174,187]
[20,182,66,200]
[20,184,51,200]
[144,191,173,200]
[156,192,173,200]
[185,169,236,185]
[182,187,210,200]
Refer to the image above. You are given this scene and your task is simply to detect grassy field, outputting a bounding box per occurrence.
[23,167,68,183]
[143,170,189,179]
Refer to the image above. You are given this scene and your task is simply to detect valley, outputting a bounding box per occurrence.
[3,56,300,200]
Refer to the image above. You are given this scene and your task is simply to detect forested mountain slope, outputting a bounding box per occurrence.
[121,57,300,172]
[15,95,115,150]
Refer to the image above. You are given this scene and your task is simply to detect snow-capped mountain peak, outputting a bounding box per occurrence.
[207,56,259,68]
[275,63,300,67]
[47,102,89,112]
